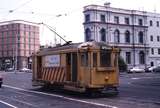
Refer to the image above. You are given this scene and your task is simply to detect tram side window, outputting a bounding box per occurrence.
[81,52,88,66]
[93,53,97,67]
[100,51,111,67]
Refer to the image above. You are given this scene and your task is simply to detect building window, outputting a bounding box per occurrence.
[158,49,160,55]
[85,14,90,22]
[126,52,131,64]
[125,17,129,25]
[114,29,120,43]
[151,48,154,55]
[139,51,145,64]
[150,35,153,41]
[85,28,91,41]
[150,20,153,26]
[100,14,105,22]
[100,28,106,42]
[114,16,119,24]
[138,31,144,44]
[157,21,159,27]
[157,36,160,42]
[125,30,130,43]
[138,19,143,26]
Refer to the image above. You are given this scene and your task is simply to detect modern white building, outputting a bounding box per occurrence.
[83,3,160,69]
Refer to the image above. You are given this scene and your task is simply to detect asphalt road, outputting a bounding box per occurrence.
[0,72,160,108]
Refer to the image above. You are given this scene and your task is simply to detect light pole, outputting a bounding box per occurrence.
[14,31,18,74]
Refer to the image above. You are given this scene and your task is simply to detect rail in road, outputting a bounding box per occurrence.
[1,72,160,108]
[0,84,117,108]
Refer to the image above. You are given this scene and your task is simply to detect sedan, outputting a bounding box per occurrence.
[145,66,157,72]
[19,68,32,73]
[153,66,160,72]
[128,67,145,73]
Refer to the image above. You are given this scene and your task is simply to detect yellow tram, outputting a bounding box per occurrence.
[32,41,119,93]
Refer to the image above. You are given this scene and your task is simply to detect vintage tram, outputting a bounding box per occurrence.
[32,41,119,93]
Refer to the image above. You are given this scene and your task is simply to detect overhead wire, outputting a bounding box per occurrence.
[0,0,33,21]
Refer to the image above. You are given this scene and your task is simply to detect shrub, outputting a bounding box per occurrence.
[118,56,127,72]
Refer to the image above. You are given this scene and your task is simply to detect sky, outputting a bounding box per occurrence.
[0,0,160,45]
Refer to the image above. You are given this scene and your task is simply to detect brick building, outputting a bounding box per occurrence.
[0,20,40,70]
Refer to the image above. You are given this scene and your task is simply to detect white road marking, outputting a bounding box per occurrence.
[0,100,17,108]
[131,78,140,80]
[3,85,118,108]
[131,76,157,80]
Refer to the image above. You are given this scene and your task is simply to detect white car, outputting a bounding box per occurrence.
[148,66,157,72]
[128,67,145,73]
[20,68,32,72]
[145,65,160,72]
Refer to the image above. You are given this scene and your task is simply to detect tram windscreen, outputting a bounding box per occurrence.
[100,50,111,67]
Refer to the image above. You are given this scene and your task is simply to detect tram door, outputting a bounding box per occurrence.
[71,53,78,82]
[66,53,71,81]
[66,53,77,82]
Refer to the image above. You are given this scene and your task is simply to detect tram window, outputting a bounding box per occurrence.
[100,51,111,67]
[81,52,88,66]
[93,53,97,67]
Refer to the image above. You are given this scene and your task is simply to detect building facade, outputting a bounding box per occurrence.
[147,13,160,66]
[0,20,40,70]
[83,3,160,69]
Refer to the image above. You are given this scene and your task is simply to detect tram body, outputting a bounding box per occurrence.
[32,41,119,93]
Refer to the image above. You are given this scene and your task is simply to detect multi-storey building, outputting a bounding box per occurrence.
[0,20,40,70]
[83,3,160,69]
[147,13,160,66]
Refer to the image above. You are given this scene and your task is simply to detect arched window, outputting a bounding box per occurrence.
[100,28,106,42]
[125,30,130,43]
[114,29,120,43]
[139,51,145,64]
[138,31,144,44]
[85,28,91,41]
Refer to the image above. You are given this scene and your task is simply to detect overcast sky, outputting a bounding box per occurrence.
[0,0,160,45]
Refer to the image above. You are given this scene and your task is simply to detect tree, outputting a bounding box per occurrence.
[118,56,127,72]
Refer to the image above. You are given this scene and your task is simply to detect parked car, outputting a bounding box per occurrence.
[145,66,157,72]
[128,67,145,73]
[152,66,160,72]
[19,68,32,72]
[0,74,3,88]
[5,67,14,72]
[145,65,160,72]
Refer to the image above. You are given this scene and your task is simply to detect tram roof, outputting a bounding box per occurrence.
[36,41,113,55]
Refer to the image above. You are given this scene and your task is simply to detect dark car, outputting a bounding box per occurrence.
[0,75,3,88]
[153,66,160,72]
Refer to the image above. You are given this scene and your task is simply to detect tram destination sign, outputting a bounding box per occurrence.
[44,55,60,67]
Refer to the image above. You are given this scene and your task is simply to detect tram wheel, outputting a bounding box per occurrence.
[85,89,101,98]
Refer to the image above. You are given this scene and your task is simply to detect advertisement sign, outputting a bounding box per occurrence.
[44,55,60,67]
